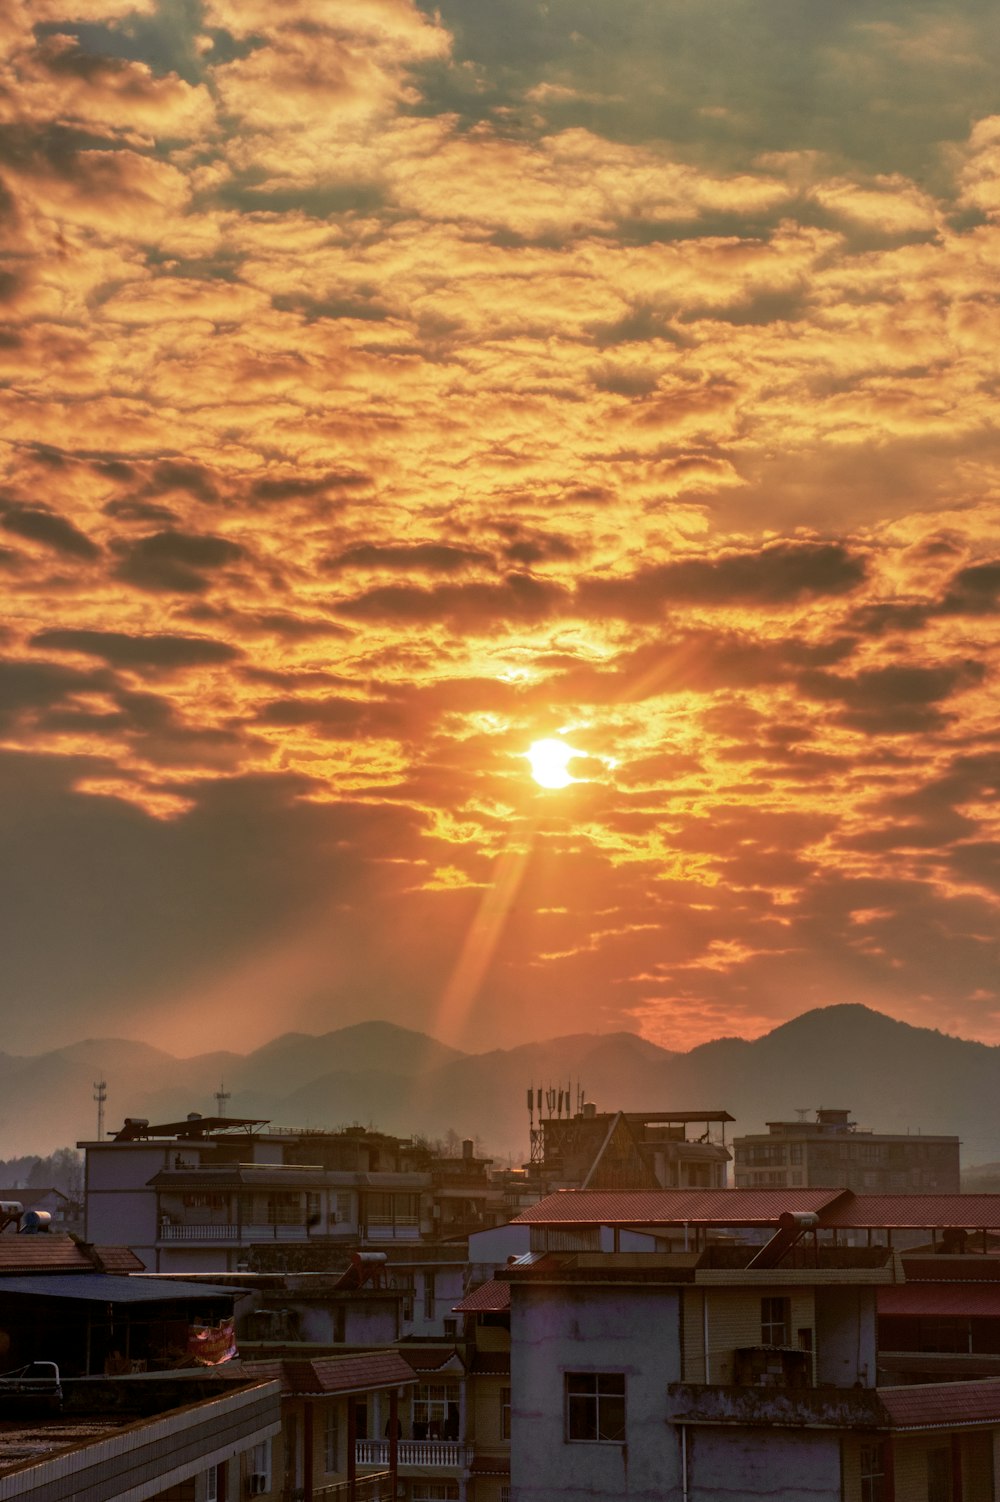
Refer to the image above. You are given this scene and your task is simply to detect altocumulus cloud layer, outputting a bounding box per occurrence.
[1,0,1000,1055]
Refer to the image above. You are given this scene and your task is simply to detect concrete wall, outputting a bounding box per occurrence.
[510,1282,682,1502]
[684,1427,842,1502]
[814,1287,877,1387]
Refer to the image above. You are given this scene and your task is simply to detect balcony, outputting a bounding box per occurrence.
[356,1439,468,1469]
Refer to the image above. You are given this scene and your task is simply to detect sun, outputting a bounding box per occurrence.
[526,737,581,789]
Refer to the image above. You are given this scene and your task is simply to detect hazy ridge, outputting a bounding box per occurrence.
[2,1006,998,1168]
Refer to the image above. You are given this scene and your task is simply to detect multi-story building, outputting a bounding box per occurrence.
[79,1115,503,1319]
[496,1186,1000,1502]
[733,1107,960,1193]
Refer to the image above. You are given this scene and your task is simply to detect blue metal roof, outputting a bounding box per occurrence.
[0,1273,238,1304]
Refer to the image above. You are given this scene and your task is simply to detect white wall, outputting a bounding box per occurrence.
[510,1282,683,1502]
[814,1287,877,1387]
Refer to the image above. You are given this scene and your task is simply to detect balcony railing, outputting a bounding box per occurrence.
[159,1223,315,1242]
[311,1473,393,1500]
[356,1439,468,1469]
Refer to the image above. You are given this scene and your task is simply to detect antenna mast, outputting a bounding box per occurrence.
[93,1077,107,1139]
[215,1081,230,1118]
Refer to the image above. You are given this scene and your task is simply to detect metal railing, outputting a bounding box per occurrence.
[310,1474,394,1500]
[356,1439,468,1468]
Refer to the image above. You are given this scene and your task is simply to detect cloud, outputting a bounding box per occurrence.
[110,530,247,593]
[0,503,100,558]
[31,628,242,669]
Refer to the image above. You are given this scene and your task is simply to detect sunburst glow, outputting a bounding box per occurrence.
[526,738,582,789]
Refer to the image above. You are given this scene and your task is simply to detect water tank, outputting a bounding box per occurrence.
[20,1210,51,1234]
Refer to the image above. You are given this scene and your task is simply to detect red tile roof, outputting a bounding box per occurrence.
[397,1347,464,1373]
[823,1195,1000,1231]
[89,1246,145,1273]
[236,1351,417,1397]
[0,1236,143,1274]
[879,1284,1000,1319]
[0,1236,93,1273]
[880,1380,1000,1429]
[469,1455,510,1477]
[453,1280,511,1314]
[511,1188,847,1227]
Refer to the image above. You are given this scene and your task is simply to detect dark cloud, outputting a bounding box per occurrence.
[325,542,493,573]
[336,572,568,626]
[110,530,247,593]
[0,504,100,560]
[257,695,404,739]
[146,461,220,504]
[579,541,866,619]
[799,660,986,735]
[103,499,181,524]
[939,560,1000,616]
[0,658,101,732]
[31,629,242,670]
[249,470,371,503]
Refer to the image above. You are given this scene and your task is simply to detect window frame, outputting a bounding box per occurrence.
[761,1295,791,1346]
[564,1371,626,1445]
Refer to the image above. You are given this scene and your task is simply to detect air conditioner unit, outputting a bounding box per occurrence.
[247,1473,269,1496]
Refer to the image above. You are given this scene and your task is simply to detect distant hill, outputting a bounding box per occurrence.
[3,1006,999,1168]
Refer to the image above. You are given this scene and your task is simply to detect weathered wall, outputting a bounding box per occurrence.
[510,1282,682,1502]
[814,1286,877,1387]
[685,1426,842,1502]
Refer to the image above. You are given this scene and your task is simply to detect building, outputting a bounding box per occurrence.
[79,1115,504,1324]
[0,1372,282,1502]
[734,1108,961,1194]
[496,1186,1000,1501]
[524,1104,732,1195]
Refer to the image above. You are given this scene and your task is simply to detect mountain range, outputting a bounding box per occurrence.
[2,1005,998,1168]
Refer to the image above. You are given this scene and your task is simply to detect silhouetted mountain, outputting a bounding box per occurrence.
[3,1006,999,1167]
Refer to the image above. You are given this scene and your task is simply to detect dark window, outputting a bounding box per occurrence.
[565,1372,626,1443]
[861,1442,885,1502]
[761,1296,790,1345]
[927,1448,951,1502]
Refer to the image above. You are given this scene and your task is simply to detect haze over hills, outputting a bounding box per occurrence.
[2,1006,999,1168]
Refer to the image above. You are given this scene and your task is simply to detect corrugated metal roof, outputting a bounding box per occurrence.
[879,1284,1000,1319]
[453,1280,511,1313]
[0,1273,238,1304]
[901,1256,1000,1283]
[823,1195,1000,1230]
[880,1379,1000,1429]
[511,1188,847,1227]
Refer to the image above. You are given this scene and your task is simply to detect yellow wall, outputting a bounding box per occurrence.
[682,1287,815,1384]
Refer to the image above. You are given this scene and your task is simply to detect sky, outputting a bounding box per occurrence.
[1,0,1000,1060]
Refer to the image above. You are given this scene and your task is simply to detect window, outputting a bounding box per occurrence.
[500,1489,511,1502]
[249,1438,271,1491]
[413,1382,459,1439]
[411,1486,459,1501]
[306,1191,321,1224]
[501,1385,511,1440]
[789,1145,803,1165]
[761,1297,790,1345]
[267,1191,301,1226]
[324,1406,339,1472]
[860,1442,885,1502]
[423,1271,435,1320]
[927,1447,951,1502]
[201,1467,218,1502]
[565,1372,626,1443]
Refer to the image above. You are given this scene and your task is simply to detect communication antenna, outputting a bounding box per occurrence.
[795,1108,810,1122]
[215,1081,230,1118]
[528,1085,543,1164]
[93,1077,107,1139]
